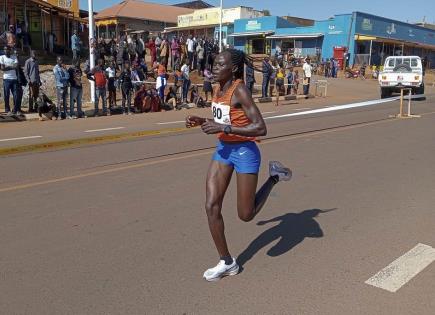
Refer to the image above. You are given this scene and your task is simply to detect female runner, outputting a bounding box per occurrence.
[186,49,291,281]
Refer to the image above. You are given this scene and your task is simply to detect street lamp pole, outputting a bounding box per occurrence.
[219,0,223,52]
[88,0,95,103]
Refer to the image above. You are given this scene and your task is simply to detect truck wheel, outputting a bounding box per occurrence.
[416,85,426,101]
[381,88,391,99]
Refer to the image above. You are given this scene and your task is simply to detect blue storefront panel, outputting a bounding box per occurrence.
[355,12,435,46]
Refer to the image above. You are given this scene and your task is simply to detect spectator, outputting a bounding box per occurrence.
[16,63,27,115]
[117,41,128,71]
[134,85,148,113]
[71,29,81,65]
[24,50,41,113]
[0,46,21,116]
[36,92,57,121]
[136,35,145,60]
[262,56,272,98]
[119,61,133,115]
[0,25,16,49]
[160,36,169,69]
[181,59,191,103]
[276,67,285,96]
[245,61,255,95]
[171,37,180,70]
[146,38,157,65]
[165,86,178,110]
[88,58,108,116]
[333,58,339,78]
[190,84,204,107]
[68,61,84,118]
[192,36,198,70]
[286,67,294,95]
[155,57,167,100]
[269,60,277,98]
[302,57,312,95]
[196,40,205,75]
[179,35,186,64]
[155,33,162,62]
[106,60,117,110]
[203,68,213,103]
[293,69,300,95]
[53,56,70,119]
[186,35,195,70]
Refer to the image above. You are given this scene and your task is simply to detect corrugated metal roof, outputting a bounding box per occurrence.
[95,0,194,24]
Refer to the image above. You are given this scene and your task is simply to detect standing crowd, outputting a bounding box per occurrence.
[1,27,317,121]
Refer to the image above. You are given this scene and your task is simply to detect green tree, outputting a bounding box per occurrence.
[262,9,271,16]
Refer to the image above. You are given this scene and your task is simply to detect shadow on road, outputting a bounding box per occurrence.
[237,208,336,269]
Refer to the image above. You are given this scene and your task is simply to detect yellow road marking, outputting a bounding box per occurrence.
[0,127,189,156]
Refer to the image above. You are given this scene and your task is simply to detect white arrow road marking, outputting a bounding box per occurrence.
[365,243,435,292]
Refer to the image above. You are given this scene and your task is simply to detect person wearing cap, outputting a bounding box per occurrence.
[302,57,312,95]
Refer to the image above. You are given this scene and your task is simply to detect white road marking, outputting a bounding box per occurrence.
[0,136,42,142]
[293,107,311,111]
[262,111,277,115]
[365,243,435,293]
[157,120,186,125]
[264,97,403,120]
[84,127,125,133]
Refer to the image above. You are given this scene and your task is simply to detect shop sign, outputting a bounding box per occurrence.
[386,23,397,35]
[246,20,261,31]
[361,18,373,31]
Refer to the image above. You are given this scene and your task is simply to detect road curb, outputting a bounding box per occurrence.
[0,126,190,156]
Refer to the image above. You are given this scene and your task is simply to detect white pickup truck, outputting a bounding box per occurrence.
[378,56,425,98]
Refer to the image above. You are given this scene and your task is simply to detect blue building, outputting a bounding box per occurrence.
[231,12,435,68]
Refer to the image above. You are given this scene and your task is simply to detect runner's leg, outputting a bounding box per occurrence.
[205,160,234,257]
[236,173,277,222]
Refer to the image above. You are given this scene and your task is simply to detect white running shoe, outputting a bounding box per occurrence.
[203,258,239,282]
[269,161,292,181]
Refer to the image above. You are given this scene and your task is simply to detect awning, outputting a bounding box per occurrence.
[228,31,275,37]
[354,33,435,50]
[267,33,323,39]
[355,35,377,41]
[96,19,118,27]
[164,24,222,33]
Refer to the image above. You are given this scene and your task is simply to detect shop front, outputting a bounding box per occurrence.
[1,0,80,52]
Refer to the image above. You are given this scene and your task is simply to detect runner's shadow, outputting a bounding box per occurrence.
[237,208,336,269]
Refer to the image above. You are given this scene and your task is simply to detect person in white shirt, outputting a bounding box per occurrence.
[106,61,117,109]
[181,60,191,103]
[0,46,19,115]
[186,35,195,70]
[302,57,312,95]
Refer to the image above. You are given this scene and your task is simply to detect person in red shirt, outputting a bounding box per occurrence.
[186,49,292,281]
[146,38,157,65]
[88,58,108,116]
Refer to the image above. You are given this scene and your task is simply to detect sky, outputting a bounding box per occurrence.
[80,0,435,24]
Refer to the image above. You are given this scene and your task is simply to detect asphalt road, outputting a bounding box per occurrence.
[0,79,434,314]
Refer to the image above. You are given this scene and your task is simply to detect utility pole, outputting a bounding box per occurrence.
[88,0,95,103]
[219,0,223,52]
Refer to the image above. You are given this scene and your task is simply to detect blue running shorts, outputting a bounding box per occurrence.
[212,140,261,174]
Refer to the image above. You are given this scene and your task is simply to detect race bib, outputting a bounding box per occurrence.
[212,102,231,125]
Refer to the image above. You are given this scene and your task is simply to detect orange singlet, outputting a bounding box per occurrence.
[212,79,255,142]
